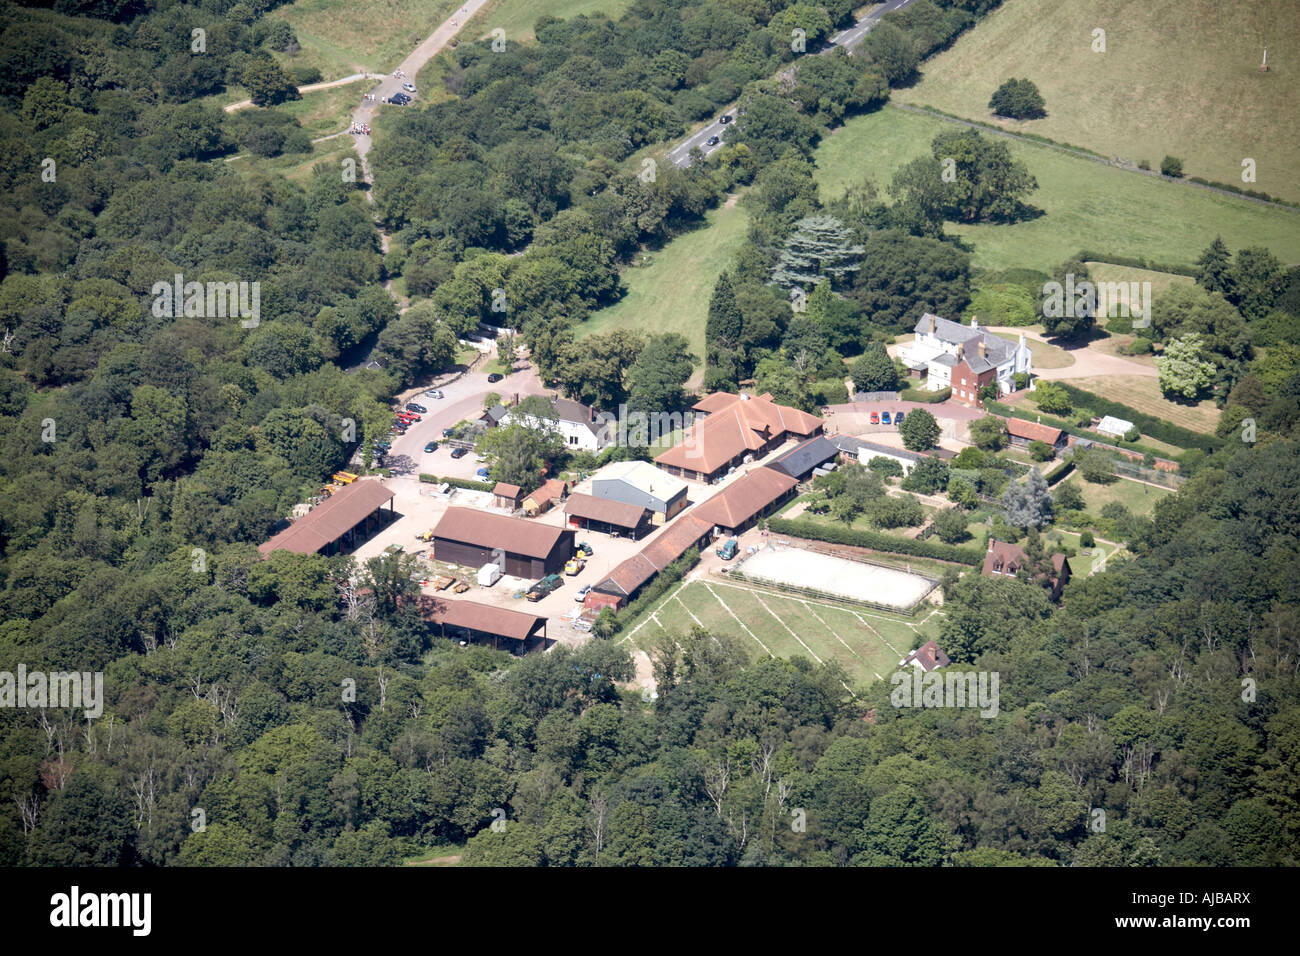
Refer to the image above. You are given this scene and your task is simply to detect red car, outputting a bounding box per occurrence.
[870,411,880,424]
[397,412,419,423]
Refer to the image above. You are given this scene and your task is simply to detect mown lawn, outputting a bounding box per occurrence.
[1062,473,1172,517]
[813,107,1300,273]
[618,578,941,689]
[894,0,1300,203]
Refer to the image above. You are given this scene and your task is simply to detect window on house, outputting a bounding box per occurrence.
[569,435,578,445]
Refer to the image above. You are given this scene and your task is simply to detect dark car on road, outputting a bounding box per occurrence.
[487,373,503,383]
[450,446,467,459]
[424,441,437,453]
[706,135,720,146]
[719,114,732,124]
[406,402,427,413]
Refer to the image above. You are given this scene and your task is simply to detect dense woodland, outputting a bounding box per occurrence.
[0,0,1298,867]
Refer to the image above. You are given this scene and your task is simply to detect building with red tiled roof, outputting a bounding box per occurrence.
[522,478,569,516]
[1005,417,1067,454]
[982,538,1071,600]
[586,513,714,609]
[655,392,824,483]
[693,467,800,534]
[900,640,950,672]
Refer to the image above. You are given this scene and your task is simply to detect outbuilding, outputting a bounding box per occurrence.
[428,507,575,578]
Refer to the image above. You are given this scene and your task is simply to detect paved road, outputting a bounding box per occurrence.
[668,0,917,167]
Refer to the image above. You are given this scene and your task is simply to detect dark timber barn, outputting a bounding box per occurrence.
[429,507,575,578]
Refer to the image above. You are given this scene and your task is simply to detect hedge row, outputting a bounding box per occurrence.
[1073,250,1198,277]
[1050,383,1223,452]
[766,517,984,566]
[900,386,952,404]
[1044,460,1075,486]
[420,474,496,492]
[1184,177,1299,209]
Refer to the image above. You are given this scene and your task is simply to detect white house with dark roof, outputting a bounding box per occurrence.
[507,396,611,451]
[899,313,1032,406]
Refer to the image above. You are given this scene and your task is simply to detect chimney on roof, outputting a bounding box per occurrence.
[979,340,987,359]
[988,537,996,552]
[956,343,965,362]
[929,314,936,334]
[971,316,978,330]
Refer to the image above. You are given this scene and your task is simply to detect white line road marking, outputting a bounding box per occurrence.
[802,600,862,658]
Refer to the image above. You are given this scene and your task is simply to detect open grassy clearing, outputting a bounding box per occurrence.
[226,134,358,188]
[278,0,465,80]
[580,199,750,361]
[813,107,1300,273]
[619,578,941,688]
[474,0,633,44]
[1061,473,1172,518]
[1065,373,1220,433]
[894,0,1300,204]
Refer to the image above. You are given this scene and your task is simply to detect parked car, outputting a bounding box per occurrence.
[442,427,455,438]
[719,113,733,124]
[475,467,490,478]
[401,82,416,92]
[426,390,444,400]
[424,441,437,453]
[406,402,427,413]
[576,542,594,557]
[705,135,720,146]
[390,93,410,104]
[450,447,468,459]
[895,410,905,425]
[716,538,738,561]
[881,411,891,425]
[870,411,880,424]
[487,372,503,383]
[575,584,592,602]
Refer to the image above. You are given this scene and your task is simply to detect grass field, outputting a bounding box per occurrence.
[1061,473,1171,517]
[618,577,942,688]
[475,0,633,43]
[1065,373,1220,433]
[278,0,465,79]
[814,107,1300,273]
[894,0,1300,204]
[580,199,750,362]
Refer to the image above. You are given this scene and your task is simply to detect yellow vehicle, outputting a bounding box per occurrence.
[565,558,585,576]
[332,471,359,484]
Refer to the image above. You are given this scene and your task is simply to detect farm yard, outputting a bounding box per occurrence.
[618,577,943,689]
[894,0,1300,204]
